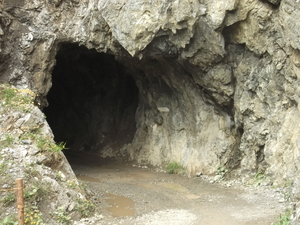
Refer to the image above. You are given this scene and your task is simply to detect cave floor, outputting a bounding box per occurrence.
[66,153,287,225]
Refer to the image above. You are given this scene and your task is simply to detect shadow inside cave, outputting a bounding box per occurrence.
[43,43,139,163]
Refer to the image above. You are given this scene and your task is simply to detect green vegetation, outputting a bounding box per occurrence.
[23,175,49,203]
[22,168,50,209]
[0,161,8,175]
[0,134,15,149]
[2,87,16,105]
[75,199,95,217]
[1,193,16,206]
[275,209,291,225]
[0,84,66,153]
[37,137,66,152]
[24,165,40,179]
[166,161,185,175]
[54,207,72,224]
[283,179,293,188]
[79,182,88,192]
[216,165,228,178]
[24,205,43,225]
[0,216,17,225]
[20,128,66,153]
[0,84,35,112]
[254,171,265,180]
[24,186,47,202]
[249,171,266,186]
[0,84,88,224]
[283,191,292,202]
[67,180,77,189]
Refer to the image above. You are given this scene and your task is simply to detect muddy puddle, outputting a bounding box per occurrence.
[65,152,287,225]
[76,174,135,217]
[105,193,135,217]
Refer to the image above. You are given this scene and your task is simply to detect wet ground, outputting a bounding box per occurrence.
[66,152,288,225]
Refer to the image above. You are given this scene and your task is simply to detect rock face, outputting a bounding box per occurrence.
[1,0,300,221]
[0,85,93,223]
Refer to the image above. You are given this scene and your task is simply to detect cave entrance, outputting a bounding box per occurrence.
[43,43,139,161]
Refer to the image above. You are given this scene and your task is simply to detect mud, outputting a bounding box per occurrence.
[65,153,288,225]
[105,193,135,217]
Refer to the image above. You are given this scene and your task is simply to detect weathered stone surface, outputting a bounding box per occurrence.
[99,0,206,56]
[0,102,88,223]
[125,58,237,174]
[1,0,300,222]
[0,0,298,180]
[205,0,238,29]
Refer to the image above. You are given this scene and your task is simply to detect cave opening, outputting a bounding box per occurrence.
[43,43,139,161]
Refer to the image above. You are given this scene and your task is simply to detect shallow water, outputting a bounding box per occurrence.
[105,193,135,217]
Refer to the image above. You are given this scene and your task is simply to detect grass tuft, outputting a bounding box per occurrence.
[275,209,291,225]
[166,161,185,175]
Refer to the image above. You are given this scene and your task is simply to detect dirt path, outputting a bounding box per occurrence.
[66,153,288,225]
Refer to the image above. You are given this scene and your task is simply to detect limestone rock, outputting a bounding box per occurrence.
[99,0,206,56]
[1,0,300,222]
[0,0,298,181]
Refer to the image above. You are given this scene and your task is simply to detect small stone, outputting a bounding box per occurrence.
[279,198,285,203]
[196,172,202,177]
[21,139,32,145]
[67,201,76,211]
[27,147,40,155]
[214,175,223,182]
[20,149,27,157]
[157,107,170,113]
[96,214,104,220]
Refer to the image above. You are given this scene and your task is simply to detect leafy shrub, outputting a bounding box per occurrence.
[24,205,43,225]
[216,166,228,177]
[75,199,95,217]
[275,209,291,225]
[0,216,17,225]
[1,193,16,206]
[166,161,185,175]
[54,207,72,224]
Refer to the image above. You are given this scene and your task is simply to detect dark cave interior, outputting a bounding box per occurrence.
[43,44,139,157]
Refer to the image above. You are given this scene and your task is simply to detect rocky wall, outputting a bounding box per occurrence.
[1,0,300,207]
